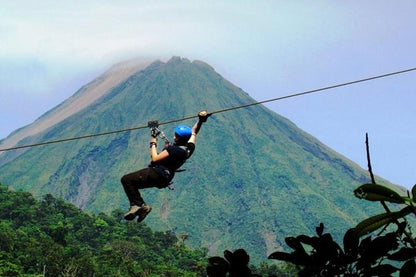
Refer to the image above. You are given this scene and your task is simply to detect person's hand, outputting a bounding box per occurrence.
[198,110,211,122]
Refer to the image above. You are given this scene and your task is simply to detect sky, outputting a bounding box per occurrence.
[1,1,415,189]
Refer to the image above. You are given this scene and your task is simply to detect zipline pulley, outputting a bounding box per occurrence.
[147,120,170,145]
[2,66,415,153]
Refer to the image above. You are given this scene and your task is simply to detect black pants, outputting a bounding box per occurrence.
[121,167,168,206]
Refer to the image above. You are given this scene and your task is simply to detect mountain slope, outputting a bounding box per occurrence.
[0,57,399,262]
[0,58,152,161]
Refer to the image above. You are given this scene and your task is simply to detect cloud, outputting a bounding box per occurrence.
[2,2,151,61]
[2,1,330,63]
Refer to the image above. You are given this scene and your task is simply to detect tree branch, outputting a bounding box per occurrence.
[366,133,390,213]
[365,133,376,184]
[366,133,416,246]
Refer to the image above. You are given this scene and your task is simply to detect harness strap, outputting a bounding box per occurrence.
[178,145,190,158]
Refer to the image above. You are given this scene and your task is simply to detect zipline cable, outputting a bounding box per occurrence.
[1,66,415,152]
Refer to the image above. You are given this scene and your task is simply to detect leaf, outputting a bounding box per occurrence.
[389,247,416,261]
[367,264,398,276]
[268,250,310,265]
[343,228,359,258]
[355,206,413,236]
[232,249,250,266]
[318,233,343,261]
[207,256,229,277]
[354,183,405,204]
[412,184,416,202]
[297,234,318,248]
[355,213,397,236]
[268,251,291,260]
[357,236,372,257]
[400,259,416,277]
[316,223,324,236]
[361,233,398,263]
[208,256,228,265]
[268,251,300,264]
[223,250,233,264]
[396,221,408,235]
[285,236,304,251]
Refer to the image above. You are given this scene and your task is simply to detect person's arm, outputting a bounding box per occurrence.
[149,136,169,162]
[188,110,210,144]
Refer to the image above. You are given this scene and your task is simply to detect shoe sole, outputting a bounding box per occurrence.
[124,207,141,221]
[124,212,138,221]
[137,207,152,222]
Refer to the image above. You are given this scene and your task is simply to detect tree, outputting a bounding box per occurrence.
[207,249,259,277]
[268,134,416,276]
[208,134,416,276]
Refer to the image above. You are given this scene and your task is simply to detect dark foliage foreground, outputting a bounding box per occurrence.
[2,181,416,276]
[207,182,416,277]
[208,136,416,276]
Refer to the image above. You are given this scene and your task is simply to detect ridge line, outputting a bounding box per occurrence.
[1,66,415,152]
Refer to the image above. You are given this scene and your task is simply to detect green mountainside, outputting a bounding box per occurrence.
[0,57,400,262]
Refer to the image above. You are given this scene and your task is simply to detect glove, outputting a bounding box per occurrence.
[198,110,211,122]
[151,127,160,138]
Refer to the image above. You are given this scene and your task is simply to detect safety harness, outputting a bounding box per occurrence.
[148,121,191,190]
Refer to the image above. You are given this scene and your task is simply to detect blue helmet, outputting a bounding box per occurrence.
[174,124,192,139]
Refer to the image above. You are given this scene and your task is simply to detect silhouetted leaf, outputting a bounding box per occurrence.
[400,259,416,277]
[224,250,233,264]
[355,212,393,236]
[356,236,372,269]
[361,233,398,262]
[316,223,324,236]
[232,249,250,266]
[285,237,303,251]
[367,264,398,276]
[355,206,413,236]
[296,234,321,252]
[268,252,295,262]
[354,183,405,204]
[389,247,416,261]
[317,233,342,262]
[212,250,251,277]
[343,228,359,258]
[397,221,408,235]
[207,256,229,277]
[412,185,416,202]
[268,251,308,265]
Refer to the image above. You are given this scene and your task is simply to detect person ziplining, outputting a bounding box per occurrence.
[1,66,415,154]
[121,110,210,222]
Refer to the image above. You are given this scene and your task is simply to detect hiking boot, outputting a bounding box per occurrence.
[124,205,140,221]
[137,204,152,222]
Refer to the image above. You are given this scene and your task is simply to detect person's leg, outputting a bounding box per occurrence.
[121,167,163,220]
[121,168,149,207]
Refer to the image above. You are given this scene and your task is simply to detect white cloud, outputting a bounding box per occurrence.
[2,1,328,63]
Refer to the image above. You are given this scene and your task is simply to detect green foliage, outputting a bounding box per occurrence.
[207,249,294,277]
[268,223,409,276]
[207,249,256,277]
[267,183,416,276]
[0,185,206,276]
[354,183,416,235]
[354,207,413,237]
[202,182,416,276]
[354,183,405,204]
